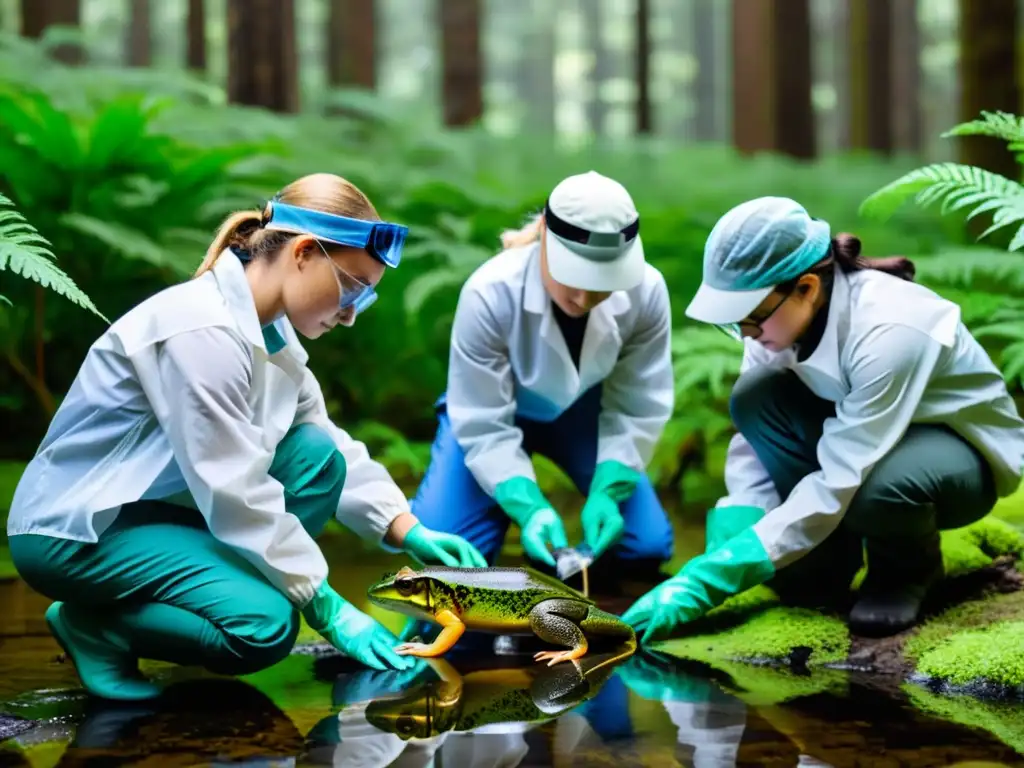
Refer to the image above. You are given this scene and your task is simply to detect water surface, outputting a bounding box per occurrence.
[1,509,1023,766]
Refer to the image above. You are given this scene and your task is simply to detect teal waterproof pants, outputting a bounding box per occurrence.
[10,423,346,677]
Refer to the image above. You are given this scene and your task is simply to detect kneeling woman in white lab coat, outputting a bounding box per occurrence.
[624,196,1024,641]
[6,173,485,701]
[409,171,675,599]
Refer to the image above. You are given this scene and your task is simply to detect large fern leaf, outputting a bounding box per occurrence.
[942,111,1024,159]
[860,163,1024,246]
[0,193,106,321]
[671,326,744,403]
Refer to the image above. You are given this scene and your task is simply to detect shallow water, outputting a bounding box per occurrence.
[1,514,1024,766]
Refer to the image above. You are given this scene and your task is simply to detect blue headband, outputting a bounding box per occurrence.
[264,201,408,268]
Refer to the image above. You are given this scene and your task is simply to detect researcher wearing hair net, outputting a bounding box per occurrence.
[623,196,1024,640]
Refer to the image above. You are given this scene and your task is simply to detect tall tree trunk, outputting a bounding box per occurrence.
[832,0,851,150]
[890,0,921,154]
[439,0,483,127]
[125,0,152,68]
[21,0,83,65]
[226,0,299,113]
[848,0,893,154]
[187,0,206,71]
[519,0,555,135]
[582,0,608,137]
[731,0,815,159]
[691,0,718,142]
[958,0,1019,180]
[634,0,652,134]
[327,0,376,90]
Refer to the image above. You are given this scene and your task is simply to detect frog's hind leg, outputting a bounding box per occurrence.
[528,599,589,667]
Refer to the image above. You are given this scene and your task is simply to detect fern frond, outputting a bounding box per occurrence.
[914,248,1024,292]
[860,163,1024,232]
[0,193,106,321]
[671,326,743,402]
[942,111,1024,154]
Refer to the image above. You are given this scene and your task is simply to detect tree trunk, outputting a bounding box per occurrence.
[890,0,921,154]
[327,0,376,89]
[519,0,555,135]
[125,0,152,68]
[691,0,718,142]
[582,0,608,137]
[958,0,1019,180]
[226,0,299,113]
[848,0,893,154]
[731,0,815,159]
[21,0,83,65]
[187,0,206,71]
[634,0,652,134]
[439,0,483,127]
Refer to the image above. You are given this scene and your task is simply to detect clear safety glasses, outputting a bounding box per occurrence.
[715,286,795,342]
[313,240,379,314]
[264,201,408,268]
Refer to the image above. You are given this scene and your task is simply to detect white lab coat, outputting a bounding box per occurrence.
[7,251,409,605]
[446,243,674,497]
[718,265,1024,569]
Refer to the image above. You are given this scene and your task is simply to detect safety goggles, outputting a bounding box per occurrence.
[312,240,379,314]
[264,200,408,268]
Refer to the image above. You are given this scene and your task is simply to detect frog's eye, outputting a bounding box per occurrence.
[395,577,419,596]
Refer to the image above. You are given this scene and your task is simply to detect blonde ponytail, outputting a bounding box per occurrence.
[500,213,544,250]
[194,209,265,277]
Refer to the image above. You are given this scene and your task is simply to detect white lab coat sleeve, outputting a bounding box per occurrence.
[148,328,328,606]
[293,367,408,546]
[597,271,675,470]
[752,323,944,569]
[715,339,782,511]
[446,282,532,497]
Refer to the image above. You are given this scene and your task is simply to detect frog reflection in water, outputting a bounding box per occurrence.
[364,653,620,740]
[367,565,637,666]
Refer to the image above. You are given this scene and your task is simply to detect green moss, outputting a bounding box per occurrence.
[904,683,1024,755]
[913,621,1024,688]
[906,590,1024,664]
[708,659,849,707]
[654,513,1024,686]
[658,603,849,667]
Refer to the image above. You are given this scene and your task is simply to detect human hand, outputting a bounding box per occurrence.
[403,523,487,568]
[521,507,569,568]
[580,491,625,558]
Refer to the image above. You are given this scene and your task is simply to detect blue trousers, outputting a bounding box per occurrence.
[410,386,674,567]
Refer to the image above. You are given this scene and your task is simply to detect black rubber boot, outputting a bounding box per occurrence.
[848,531,943,637]
[767,529,863,611]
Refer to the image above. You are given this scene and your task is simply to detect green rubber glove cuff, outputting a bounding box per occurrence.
[494,476,554,527]
[673,527,776,614]
[705,505,766,552]
[403,522,429,553]
[301,581,346,633]
[590,460,643,503]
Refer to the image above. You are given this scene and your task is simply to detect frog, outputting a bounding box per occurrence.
[366,564,637,667]
[361,653,620,740]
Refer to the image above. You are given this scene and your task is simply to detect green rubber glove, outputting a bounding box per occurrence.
[617,649,725,703]
[581,461,641,558]
[621,527,775,644]
[495,476,568,567]
[403,523,487,568]
[302,582,418,671]
[704,504,766,552]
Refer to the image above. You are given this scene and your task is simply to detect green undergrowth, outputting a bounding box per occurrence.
[656,516,1024,686]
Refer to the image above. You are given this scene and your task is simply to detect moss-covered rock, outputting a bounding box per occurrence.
[655,515,1024,701]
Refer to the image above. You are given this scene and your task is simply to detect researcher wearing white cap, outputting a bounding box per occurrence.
[409,171,674,593]
[623,196,1024,640]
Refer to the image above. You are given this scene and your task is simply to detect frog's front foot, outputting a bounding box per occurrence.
[533,646,587,667]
